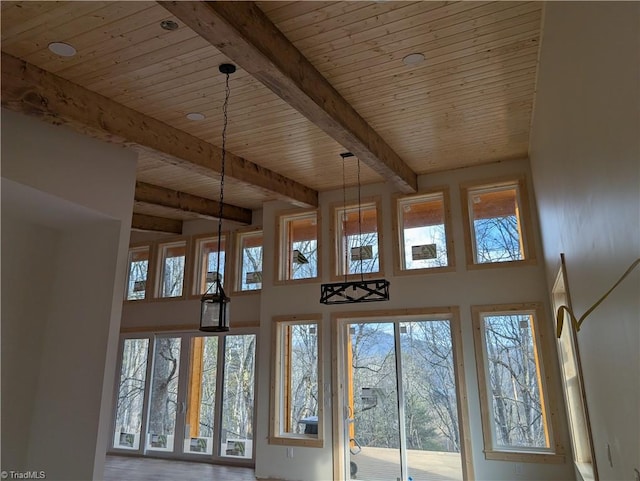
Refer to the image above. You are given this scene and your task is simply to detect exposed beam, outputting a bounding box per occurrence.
[1,52,318,208]
[131,213,182,234]
[158,1,418,194]
[135,181,252,224]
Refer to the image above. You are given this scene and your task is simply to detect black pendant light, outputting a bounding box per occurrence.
[320,153,390,305]
[200,63,236,332]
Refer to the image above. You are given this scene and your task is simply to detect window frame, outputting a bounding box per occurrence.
[552,259,598,479]
[190,232,231,298]
[233,227,264,294]
[275,208,321,285]
[155,238,190,300]
[269,314,324,447]
[330,197,385,281]
[124,242,154,302]
[471,303,565,463]
[392,188,455,275]
[461,176,536,269]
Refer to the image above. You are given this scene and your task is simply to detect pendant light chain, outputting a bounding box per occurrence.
[215,70,232,292]
[357,156,364,282]
[342,155,348,283]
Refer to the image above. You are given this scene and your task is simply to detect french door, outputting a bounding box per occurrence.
[111,330,257,463]
[335,315,471,481]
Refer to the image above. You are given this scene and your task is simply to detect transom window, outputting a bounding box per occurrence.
[157,240,187,298]
[462,178,533,267]
[270,316,323,447]
[396,191,453,272]
[192,234,227,295]
[235,230,263,292]
[277,211,319,282]
[333,201,382,278]
[472,304,563,462]
[125,245,150,300]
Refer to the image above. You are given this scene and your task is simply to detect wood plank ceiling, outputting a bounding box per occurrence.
[1,1,542,232]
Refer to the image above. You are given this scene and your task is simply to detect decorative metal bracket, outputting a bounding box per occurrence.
[320,279,390,305]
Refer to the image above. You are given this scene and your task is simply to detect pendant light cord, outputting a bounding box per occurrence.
[357,156,364,282]
[214,71,231,293]
[342,156,348,283]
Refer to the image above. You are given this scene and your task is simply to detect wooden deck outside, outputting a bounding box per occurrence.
[351,447,463,481]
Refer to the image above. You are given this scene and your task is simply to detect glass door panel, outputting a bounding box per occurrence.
[342,319,465,481]
[113,338,149,451]
[400,321,464,481]
[147,337,182,453]
[183,336,218,456]
[347,322,402,481]
[220,334,256,460]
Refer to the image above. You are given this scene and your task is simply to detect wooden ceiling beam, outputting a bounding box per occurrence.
[131,213,183,234]
[158,1,418,194]
[0,52,318,208]
[135,181,252,224]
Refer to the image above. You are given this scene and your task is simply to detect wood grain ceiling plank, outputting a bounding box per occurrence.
[342,50,539,105]
[135,181,252,224]
[355,71,537,116]
[1,53,318,208]
[159,1,418,194]
[1,1,108,42]
[310,5,541,73]
[299,2,539,64]
[257,2,335,23]
[322,22,540,85]
[288,1,479,50]
[331,36,539,100]
[269,1,379,37]
[4,3,154,63]
[85,44,216,92]
[132,213,183,234]
[53,23,206,84]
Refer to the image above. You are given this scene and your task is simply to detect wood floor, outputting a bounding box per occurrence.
[104,455,257,481]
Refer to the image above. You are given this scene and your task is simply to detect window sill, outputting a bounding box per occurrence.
[484,450,565,464]
[268,434,323,448]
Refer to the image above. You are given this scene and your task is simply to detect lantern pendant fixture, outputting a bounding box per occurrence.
[320,153,390,305]
[200,63,236,332]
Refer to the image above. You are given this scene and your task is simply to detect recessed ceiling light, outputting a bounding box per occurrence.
[160,19,179,31]
[402,53,425,66]
[186,112,205,121]
[48,42,76,57]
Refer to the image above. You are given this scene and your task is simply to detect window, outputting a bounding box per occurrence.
[157,240,187,298]
[472,304,564,462]
[125,245,150,300]
[333,201,383,279]
[193,234,227,295]
[552,263,597,479]
[235,229,263,292]
[113,337,150,450]
[395,191,453,272]
[270,316,323,447]
[277,210,319,282]
[462,178,534,267]
[112,332,257,460]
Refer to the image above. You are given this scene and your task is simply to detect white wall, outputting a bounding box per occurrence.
[252,158,574,481]
[1,215,58,471]
[529,3,640,481]
[1,110,137,480]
